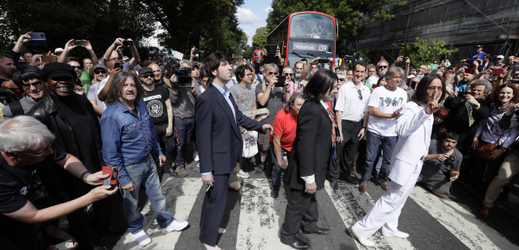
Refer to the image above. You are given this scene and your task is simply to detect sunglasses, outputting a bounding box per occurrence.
[268,72,278,76]
[357,89,363,100]
[19,140,54,158]
[21,80,43,87]
[378,66,388,69]
[71,66,82,70]
[284,73,293,76]
[338,78,345,82]
[141,74,154,78]
[94,70,106,74]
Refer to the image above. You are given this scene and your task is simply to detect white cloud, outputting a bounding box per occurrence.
[236,7,262,25]
[265,6,273,15]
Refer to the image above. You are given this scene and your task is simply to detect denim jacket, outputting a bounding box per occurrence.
[100,100,162,186]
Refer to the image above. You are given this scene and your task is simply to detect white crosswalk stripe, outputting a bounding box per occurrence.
[112,177,519,250]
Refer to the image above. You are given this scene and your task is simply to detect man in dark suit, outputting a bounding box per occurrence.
[280,69,338,249]
[195,52,272,250]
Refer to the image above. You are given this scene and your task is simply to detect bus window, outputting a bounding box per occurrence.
[290,14,334,40]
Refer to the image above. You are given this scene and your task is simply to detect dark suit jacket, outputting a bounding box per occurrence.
[285,101,332,191]
[195,85,265,174]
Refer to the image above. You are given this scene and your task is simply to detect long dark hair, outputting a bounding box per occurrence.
[303,69,337,103]
[411,73,446,105]
[493,83,519,105]
[106,72,145,105]
[202,52,231,87]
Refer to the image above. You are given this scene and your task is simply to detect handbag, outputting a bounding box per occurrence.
[242,130,259,158]
[474,141,496,161]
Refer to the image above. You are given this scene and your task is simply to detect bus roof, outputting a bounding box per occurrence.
[267,11,336,37]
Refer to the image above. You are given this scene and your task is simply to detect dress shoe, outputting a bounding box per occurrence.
[284,239,310,249]
[344,175,359,184]
[330,179,338,190]
[350,226,374,246]
[176,167,188,177]
[164,165,174,173]
[479,206,491,219]
[383,230,409,238]
[301,227,330,235]
[271,189,279,198]
[377,183,389,191]
[359,181,367,193]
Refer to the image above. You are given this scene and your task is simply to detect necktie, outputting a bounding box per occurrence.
[325,106,339,159]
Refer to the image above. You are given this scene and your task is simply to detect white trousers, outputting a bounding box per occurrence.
[353,163,422,238]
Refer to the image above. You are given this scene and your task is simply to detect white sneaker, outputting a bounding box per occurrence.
[130,230,152,246]
[237,170,249,179]
[193,151,199,162]
[383,230,409,239]
[161,220,189,233]
[351,226,375,246]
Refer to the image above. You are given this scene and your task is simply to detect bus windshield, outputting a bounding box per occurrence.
[289,13,334,40]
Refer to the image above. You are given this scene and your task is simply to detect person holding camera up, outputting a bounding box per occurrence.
[417,131,462,198]
[102,38,140,72]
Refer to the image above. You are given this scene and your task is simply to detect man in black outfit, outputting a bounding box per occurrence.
[280,69,338,249]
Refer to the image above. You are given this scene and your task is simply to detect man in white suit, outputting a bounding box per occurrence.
[350,73,446,246]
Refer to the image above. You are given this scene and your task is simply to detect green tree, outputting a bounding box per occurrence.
[252,27,269,50]
[402,37,458,69]
[266,0,406,53]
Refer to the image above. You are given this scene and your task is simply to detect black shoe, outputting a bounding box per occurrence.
[330,179,338,190]
[255,163,265,174]
[301,227,330,235]
[168,167,178,176]
[344,175,359,184]
[164,165,174,173]
[271,189,279,198]
[285,239,310,249]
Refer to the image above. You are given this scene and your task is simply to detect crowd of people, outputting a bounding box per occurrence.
[0,31,518,250]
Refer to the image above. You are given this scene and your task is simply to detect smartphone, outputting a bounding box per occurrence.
[464,68,475,74]
[491,68,504,75]
[73,39,85,46]
[458,92,468,97]
[29,32,47,46]
[113,62,122,69]
[123,40,133,47]
[317,59,329,64]
[41,55,57,63]
[102,166,119,190]
[275,75,286,88]
[55,239,74,250]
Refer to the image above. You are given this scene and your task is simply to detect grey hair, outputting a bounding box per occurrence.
[384,67,405,81]
[262,63,278,79]
[0,116,55,152]
[336,71,346,77]
[282,66,293,73]
[180,59,193,68]
[377,60,388,67]
[470,79,493,95]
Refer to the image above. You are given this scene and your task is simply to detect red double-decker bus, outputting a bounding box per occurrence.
[267,11,337,68]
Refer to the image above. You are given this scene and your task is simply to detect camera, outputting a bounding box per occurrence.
[102,166,119,190]
[73,39,85,46]
[113,62,123,70]
[122,40,133,48]
[275,75,286,88]
[29,32,47,46]
[402,56,408,62]
[163,58,192,87]
[443,155,455,168]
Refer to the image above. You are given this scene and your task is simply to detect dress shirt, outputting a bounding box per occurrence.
[334,81,370,122]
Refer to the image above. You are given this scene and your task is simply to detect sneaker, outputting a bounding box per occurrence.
[130,230,152,246]
[383,230,409,238]
[176,167,188,177]
[161,220,189,233]
[237,170,249,179]
[193,151,199,162]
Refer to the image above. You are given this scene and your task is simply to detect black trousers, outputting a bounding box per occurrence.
[280,186,319,244]
[154,123,177,167]
[199,173,230,246]
[330,120,362,180]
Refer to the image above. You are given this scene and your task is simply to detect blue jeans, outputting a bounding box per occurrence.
[361,130,397,184]
[174,116,195,166]
[270,141,289,190]
[122,154,174,233]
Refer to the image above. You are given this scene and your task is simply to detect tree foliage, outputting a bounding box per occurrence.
[265,0,405,53]
[251,27,269,51]
[402,37,458,69]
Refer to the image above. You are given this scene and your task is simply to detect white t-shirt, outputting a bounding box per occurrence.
[366,86,407,137]
[335,81,370,122]
[87,76,109,111]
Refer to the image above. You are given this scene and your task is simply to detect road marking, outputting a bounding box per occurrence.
[409,186,519,250]
[324,180,416,250]
[236,178,293,250]
[114,177,202,249]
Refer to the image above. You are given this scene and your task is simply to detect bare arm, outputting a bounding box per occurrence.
[127,39,139,67]
[302,58,319,80]
[90,100,104,116]
[336,110,343,142]
[252,99,257,120]
[58,39,77,63]
[13,33,31,53]
[98,69,120,101]
[103,38,124,65]
[257,80,275,106]
[165,97,174,137]
[84,40,99,66]
[273,135,284,165]
[369,106,399,118]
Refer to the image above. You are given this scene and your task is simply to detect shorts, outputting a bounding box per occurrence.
[258,132,270,152]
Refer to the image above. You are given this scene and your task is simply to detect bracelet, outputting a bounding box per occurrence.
[80,170,91,182]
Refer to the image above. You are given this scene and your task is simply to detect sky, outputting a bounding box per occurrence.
[236,0,273,46]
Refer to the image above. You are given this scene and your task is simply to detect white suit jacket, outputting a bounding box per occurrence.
[389,101,434,185]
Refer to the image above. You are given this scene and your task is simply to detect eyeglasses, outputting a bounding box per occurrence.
[268,72,278,76]
[141,74,153,78]
[284,73,293,76]
[94,70,106,74]
[71,66,82,70]
[338,78,345,82]
[21,80,43,88]
[378,66,388,69]
[19,140,53,158]
[357,89,363,100]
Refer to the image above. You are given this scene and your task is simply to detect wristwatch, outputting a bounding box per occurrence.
[473,102,481,108]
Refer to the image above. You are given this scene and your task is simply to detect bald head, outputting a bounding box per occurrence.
[149,63,162,82]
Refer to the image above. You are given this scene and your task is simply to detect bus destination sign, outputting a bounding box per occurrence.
[292,41,332,53]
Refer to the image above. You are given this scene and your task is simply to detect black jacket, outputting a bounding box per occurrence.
[285,101,331,191]
[444,96,490,132]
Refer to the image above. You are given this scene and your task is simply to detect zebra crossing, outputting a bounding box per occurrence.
[113,176,519,250]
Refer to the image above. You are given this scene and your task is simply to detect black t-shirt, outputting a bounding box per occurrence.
[0,143,66,215]
[143,85,171,125]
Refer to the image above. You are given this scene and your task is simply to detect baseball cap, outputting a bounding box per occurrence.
[476,45,483,48]
[92,64,107,72]
[139,67,153,75]
[497,55,504,59]
[40,62,76,81]
[54,48,64,54]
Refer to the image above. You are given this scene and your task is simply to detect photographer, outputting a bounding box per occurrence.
[102,38,140,72]
[418,131,462,198]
